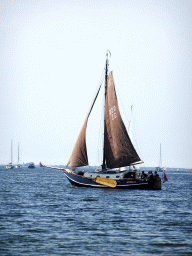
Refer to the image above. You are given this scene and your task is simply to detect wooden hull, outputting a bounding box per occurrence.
[64,171,161,190]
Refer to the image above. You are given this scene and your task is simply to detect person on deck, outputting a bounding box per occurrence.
[154,170,159,177]
[141,171,147,179]
[147,171,153,180]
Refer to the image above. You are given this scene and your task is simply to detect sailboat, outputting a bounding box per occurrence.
[41,51,161,189]
[6,140,14,169]
[16,143,22,168]
[155,143,165,172]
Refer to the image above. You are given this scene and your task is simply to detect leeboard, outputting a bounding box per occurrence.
[95,177,117,188]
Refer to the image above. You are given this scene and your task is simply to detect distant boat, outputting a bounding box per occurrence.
[6,162,14,169]
[41,51,161,190]
[28,162,35,168]
[155,143,165,172]
[6,140,14,169]
[16,143,22,168]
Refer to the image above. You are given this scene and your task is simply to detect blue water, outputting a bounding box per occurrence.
[0,167,191,255]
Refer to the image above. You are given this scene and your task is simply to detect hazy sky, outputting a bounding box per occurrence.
[0,0,192,168]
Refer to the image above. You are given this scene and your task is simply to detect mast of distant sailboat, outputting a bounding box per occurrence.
[11,139,13,164]
[159,143,162,169]
[18,143,19,164]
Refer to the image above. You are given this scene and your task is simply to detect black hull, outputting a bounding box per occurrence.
[64,171,161,190]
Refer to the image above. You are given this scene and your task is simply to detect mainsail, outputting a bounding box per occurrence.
[103,71,141,169]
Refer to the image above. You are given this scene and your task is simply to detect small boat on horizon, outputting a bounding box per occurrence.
[155,143,166,172]
[6,140,14,169]
[6,162,14,169]
[28,162,35,168]
[16,143,22,168]
[41,51,161,189]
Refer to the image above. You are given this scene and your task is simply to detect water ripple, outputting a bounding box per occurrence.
[0,168,191,255]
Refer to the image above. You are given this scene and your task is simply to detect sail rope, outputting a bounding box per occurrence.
[86,66,105,168]
[87,68,105,114]
[96,94,105,167]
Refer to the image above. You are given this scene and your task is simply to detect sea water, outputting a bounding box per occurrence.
[0,167,191,255]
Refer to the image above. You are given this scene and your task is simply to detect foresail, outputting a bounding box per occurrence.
[68,84,101,168]
[104,71,141,169]
[67,119,89,168]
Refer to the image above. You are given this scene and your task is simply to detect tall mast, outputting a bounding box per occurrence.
[11,140,13,164]
[159,143,162,168]
[18,143,19,163]
[128,105,133,134]
[102,50,110,171]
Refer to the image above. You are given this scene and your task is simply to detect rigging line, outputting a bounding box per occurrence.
[86,67,105,167]
[96,93,105,167]
[74,67,105,141]
[129,110,144,163]
[128,105,133,134]
[87,67,105,115]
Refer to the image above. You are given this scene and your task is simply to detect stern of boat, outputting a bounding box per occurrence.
[150,176,161,190]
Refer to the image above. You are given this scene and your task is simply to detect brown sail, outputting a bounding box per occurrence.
[68,85,101,167]
[104,71,141,169]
